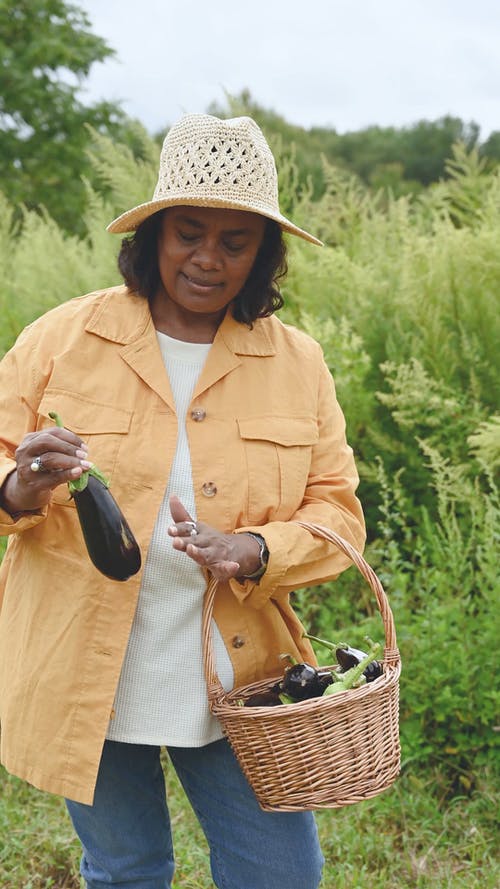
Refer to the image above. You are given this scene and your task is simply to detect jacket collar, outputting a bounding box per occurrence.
[84,286,276,409]
[85,286,152,343]
[216,311,276,357]
[85,285,277,357]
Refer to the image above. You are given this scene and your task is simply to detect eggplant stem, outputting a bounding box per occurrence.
[302,632,348,653]
[279,653,298,666]
[48,411,63,428]
[48,410,109,492]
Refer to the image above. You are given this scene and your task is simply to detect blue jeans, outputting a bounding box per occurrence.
[65,739,324,889]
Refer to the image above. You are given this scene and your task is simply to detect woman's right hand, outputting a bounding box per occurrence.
[0,427,92,515]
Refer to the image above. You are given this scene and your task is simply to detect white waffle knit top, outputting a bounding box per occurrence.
[106,331,234,746]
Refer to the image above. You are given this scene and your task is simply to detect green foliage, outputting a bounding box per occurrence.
[375,455,498,791]
[0,124,161,355]
[295,438,499,795]
[468,415,500,468]
[0,198,118,355]
[479,128,500,163]
[281,143,500,535]
[275,138,500,796]
[0,0,135,233]
[86,122,159,219]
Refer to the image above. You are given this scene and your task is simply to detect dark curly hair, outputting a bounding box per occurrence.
[117,210,288,325]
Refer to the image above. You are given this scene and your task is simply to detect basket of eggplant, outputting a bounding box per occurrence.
[202,521,401,812]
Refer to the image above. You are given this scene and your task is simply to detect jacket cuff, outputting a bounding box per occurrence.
[229,525,291,609]
[0,504,48,535]
[0,460,48,534]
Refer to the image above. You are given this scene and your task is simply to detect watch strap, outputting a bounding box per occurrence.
[241,532,269,581]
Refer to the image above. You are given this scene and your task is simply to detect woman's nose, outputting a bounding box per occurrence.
[192,240,223,270]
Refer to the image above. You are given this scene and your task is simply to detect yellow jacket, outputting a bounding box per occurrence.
[0,286,365,803]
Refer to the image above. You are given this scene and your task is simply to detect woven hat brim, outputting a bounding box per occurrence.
[107,197,323,247]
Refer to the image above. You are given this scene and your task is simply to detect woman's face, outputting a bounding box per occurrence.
[153,206,266,340]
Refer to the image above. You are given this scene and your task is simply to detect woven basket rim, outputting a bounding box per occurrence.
[211,659,401,718]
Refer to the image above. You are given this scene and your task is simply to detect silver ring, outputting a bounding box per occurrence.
[186,521,198,537]
[30,456,45,473]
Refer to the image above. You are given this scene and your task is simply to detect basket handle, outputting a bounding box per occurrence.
[202,521,400,705]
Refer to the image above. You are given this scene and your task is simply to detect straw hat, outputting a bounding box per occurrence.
[107,113,322,246]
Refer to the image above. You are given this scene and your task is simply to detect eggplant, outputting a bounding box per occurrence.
[244,690,283,707]
[324,641,382,695]
[72,473,141,581]
[48,411,141,581]
[335,645,383,682]
[303,633,383,683]
[277,663,334,701]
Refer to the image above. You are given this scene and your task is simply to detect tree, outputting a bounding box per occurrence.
[322,117,481,187]
[399,116,480,184]
[480,130,500,165]
[0,0,128,233]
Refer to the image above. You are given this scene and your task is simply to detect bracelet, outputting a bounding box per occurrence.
[241,532,269,581]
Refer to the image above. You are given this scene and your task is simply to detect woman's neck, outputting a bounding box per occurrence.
[150,294,225,343]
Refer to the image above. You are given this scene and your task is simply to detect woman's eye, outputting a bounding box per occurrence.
[178,231,199,243]
[223,241,245,254]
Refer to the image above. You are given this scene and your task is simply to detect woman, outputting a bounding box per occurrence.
[0,114,365,889]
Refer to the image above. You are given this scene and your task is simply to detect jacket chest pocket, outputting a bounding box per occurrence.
[37,390,132,505]
[236,416,318,525]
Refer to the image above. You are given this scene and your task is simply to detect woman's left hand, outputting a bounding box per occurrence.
[168,494,262,582]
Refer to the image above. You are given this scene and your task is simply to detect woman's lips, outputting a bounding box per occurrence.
[183,273,222,292]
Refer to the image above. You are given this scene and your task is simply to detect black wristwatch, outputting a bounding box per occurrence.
[242,532,269,581]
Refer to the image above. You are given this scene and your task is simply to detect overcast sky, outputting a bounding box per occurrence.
[78,0,500,140]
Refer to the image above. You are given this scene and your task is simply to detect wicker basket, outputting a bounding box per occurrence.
[202,521,401,812]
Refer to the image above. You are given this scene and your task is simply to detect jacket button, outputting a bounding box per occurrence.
[232,635,245,648]
[202,481,217,497]
[191,408,206,422]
